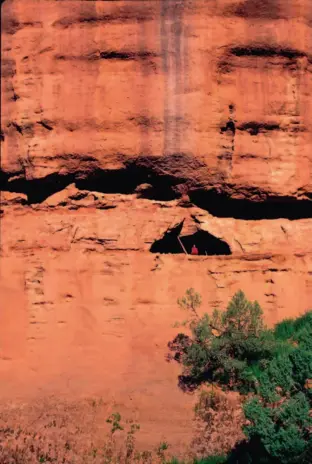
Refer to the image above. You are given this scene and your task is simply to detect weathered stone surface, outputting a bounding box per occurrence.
[1,246,311,452]
[1,197,311,256]
[1,0,312,202]
[1,0,312,455]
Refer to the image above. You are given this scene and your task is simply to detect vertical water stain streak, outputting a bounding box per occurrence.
[138,19,149,155]
[160,0,170,154]
[174,1,184,153]
[160,0,186,155]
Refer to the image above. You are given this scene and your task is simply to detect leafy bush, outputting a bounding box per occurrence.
[169,290,277,391]
[169,290,312,464]
[166,456,226,464]
[193,457,226,464]
[244,393,312,463]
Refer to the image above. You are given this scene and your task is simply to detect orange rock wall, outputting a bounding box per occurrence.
[1,0,312,452]
[2,0,312,198]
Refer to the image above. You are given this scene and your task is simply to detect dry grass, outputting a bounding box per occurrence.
[191,387,245,457]
[0,424,172,464]
[0,392,243,463]
[0,399,175,464]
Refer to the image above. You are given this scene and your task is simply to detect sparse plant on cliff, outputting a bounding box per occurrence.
[178,288,202,320]
[106,412,124,434]
[156,441,170,463]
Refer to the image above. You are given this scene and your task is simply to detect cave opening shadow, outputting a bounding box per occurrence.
[150,230,231,256]
[189,189,312,220]
[75,166,179,201]
[1,173,75,204]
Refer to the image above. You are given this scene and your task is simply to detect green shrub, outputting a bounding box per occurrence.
[169,290,312,464]
[244,393,312,463]
[169,290,278,391]
[165,456,226,464]
[273,319,297,341]
[194,457,226,464]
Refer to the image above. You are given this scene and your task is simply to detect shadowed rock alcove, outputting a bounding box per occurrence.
[150,229,232,255]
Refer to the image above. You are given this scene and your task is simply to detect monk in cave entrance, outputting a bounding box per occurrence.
[191,244,199,255]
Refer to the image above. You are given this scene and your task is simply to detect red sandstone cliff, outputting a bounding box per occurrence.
[1,0,312,455]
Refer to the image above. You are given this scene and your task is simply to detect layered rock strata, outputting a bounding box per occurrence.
[1,0,312,453]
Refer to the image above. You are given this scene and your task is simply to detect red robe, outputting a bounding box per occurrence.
[191,245,199,255]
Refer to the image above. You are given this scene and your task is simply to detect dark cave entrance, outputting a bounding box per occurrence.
[75,166,180,201]
[1,166,181,205]
[189,189,312,220]
[150,230,231,256]
[1,173,75,204]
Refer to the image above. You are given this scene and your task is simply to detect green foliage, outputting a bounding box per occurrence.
[158,442,169,452]
[171,290,272,389]
[194,457,226,464]
[217,290,264,337]
[106,412,124,434]
[290,348,312,385]
[244,393,312,463]
[178,288,202,319]
[274,311,312,351]
[169,290,312,464]
[273,319,297,341]
[165,456,226,464]
[156,441,170,463]
[242,321,312,461]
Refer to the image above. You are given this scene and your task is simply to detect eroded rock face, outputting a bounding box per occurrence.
[1,0,312,202]
[1,0,312,455]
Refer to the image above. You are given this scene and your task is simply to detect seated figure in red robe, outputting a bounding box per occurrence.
[191,244,199,255]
